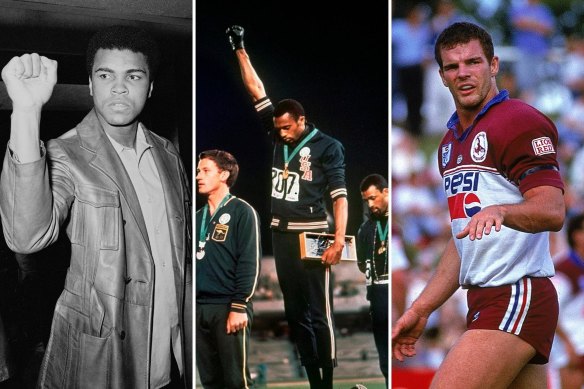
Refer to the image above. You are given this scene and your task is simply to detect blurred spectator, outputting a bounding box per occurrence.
[508,0,556,102]
[392,3,433,137]
[556,93,584,160]
[549,214,584,389]
[391,228,409,323]
[560,34,584,98]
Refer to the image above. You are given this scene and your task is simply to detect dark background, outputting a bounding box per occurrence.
[196,1,389,255]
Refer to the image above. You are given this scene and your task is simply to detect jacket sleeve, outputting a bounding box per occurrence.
[323,139,347,201]
[0,141,74,253]
[230,200,262,313]
[254,96,275,136]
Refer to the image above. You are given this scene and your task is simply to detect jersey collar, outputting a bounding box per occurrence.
[446,89,510,141]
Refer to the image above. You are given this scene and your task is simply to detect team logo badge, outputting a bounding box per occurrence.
[212,224,229,242]
[299,147,313,181]
[471,131,488,163]
[464,193,482,217]
[457,154,463,164]
[218,213,231,224]
[441,143,452,167]
[531,137,555,156]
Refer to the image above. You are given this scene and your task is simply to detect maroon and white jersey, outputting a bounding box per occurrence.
[438,90,564,287]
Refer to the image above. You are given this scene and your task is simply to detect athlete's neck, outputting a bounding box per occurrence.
[207,187,230,215]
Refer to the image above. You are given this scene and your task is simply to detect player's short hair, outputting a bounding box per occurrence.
[360,173,388,192]
[198,149,239,188]
[86,25,160,79]
[567,213,584,248]
[434,22,494,69]
[274,99,305,121]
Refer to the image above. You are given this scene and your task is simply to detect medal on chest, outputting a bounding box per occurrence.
[282,128,318,180]
[197,194,231,260]
[196,241,206,259]
[378,240,386,255]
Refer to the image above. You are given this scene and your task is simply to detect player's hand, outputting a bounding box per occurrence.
[321,241,343,266]
[456,205,504,240]
[226,311,248,334]
[226,25,245,51]
[391,307,428,362]
[1,53,57,110]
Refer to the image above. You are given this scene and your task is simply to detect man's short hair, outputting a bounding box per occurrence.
[567,213,584,249]
[199,149,239,188]
[86,25,160,79]
[360,173,388,192]
[434,22,494,69]
[274,99,305,121]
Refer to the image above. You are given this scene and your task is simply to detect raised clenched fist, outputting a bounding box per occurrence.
[226,25,245,51]
[1,53,57,110]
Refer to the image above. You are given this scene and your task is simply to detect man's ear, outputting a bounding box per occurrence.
[220,170,230,182]
[148,82,154,98]
[88,77,93,96]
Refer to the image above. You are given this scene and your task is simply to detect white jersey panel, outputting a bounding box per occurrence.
[444,165,555,287]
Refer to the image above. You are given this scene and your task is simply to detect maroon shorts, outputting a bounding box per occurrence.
[466,277,558,364]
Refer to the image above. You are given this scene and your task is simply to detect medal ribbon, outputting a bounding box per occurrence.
[283,128,319,173]
[376,219,388,248]
[198,193,232,247]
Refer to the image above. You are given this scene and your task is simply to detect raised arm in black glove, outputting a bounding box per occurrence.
[226,25,245,51]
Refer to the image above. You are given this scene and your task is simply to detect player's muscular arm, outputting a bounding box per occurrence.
[235,49,267,103]
[392,238,460,360]
[1,53,57,163]
[457,185,565,240]
[227,25,267,103]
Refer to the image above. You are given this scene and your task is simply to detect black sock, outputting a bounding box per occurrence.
[305,365,321,388]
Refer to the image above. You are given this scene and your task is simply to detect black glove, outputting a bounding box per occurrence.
[226,25,245,51]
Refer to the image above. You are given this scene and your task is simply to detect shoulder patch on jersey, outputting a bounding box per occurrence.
[471,131,488,163]
[218,213,231,224]
[441,142,452,167]
[532,137,555,156]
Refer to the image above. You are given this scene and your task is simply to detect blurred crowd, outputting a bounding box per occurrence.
[392,0,584,384]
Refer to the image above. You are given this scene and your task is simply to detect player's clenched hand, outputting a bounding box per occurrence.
[226,311,248,334]
[392,307,428,362]
[321,241,343,266]
[1,53,57,110]
[456,204,504,240]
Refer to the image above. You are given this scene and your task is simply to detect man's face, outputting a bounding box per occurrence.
[89,48,152,131]
[439,39,499,116]
[196,158,227,196]
[362,185,388,217]
[274,113,305,144]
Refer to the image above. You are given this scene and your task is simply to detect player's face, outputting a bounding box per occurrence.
[89,48,153,132]
[274,113,306,144]
[196,158,227,196]
[362,185,388,217]
[439,39,499,117]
